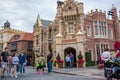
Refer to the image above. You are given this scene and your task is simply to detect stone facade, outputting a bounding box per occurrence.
[33,15,52,59]
[54,0,85,67]
[33,0,120,67]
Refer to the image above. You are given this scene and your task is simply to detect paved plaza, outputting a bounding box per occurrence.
[0,66,108,80]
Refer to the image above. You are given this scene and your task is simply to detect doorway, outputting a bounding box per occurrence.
[64,47,76,67]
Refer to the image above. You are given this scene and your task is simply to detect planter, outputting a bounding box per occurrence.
[77,62,84,68]
[57,62,63,68]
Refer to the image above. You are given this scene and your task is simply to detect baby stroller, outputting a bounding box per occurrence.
[104,58,120,80]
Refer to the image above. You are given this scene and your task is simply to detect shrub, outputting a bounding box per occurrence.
[78,51,83,60]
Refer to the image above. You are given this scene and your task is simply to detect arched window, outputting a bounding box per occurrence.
[87,26,91,36]
[109,29,113,38]
[68,23,74,34]
[36,35,39,45]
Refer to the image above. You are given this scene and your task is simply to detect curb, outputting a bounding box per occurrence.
[52,70,77,76]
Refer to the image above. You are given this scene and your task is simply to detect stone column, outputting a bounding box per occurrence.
[59,20,62,35]
[76,31,85,67]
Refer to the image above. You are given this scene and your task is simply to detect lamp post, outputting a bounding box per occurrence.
[48,36,52,52]
[48,28,53,53]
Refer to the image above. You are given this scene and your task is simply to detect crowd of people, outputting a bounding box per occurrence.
[2,46,120,79]
[35,51,53,74]
[0,47,53,79]
[0,47,26,79]
[65,53,74,68]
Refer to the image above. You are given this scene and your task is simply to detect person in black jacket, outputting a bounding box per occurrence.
[18,50,26,75]
[0,47,9,79]
[47,52,52,73]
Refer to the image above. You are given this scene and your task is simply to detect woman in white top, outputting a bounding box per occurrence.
[102,48,111,78]
[12,53,19,78]
[102,48,111,62]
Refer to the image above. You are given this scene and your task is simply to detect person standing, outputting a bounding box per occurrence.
[35,54,45,74]
[70,53,74,68]
[97,52,102,65]
[0,47,9,79]
[7,55,12,77]
[101,48,111,77]
[65,54,71,68]
[12,53,19,78]
[47,52,52,73]
[102,48,111,63]
[18,51,26,75]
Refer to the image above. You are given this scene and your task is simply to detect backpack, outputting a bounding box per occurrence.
[12,56,19,65]
[37,57,42,64]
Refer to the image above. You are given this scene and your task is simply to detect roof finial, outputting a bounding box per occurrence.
[112,4,115,8]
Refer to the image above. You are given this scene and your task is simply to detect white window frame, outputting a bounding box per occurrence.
[109,28,113,39]
[86,25,91,36]
[67,23,74,34]
[94,20,108,38]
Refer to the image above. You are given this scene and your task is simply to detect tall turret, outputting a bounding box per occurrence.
[111,4,118,20]
[111,4,119,41]
[56,0,64,18]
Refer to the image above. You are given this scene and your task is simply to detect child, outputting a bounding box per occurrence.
[7,55,12,77]
[12,53,19,78]
[35,54,45,74]
[39,55,45,74]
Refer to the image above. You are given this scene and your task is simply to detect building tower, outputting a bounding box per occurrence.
[3,20,10,29]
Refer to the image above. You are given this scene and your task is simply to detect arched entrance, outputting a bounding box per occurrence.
[64,47,76,67]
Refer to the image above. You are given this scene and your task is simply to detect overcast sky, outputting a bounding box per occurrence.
[0,0,119,32]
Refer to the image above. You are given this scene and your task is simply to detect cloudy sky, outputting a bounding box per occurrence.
[0,0,119,32]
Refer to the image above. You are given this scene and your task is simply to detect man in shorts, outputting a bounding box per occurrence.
[0,47,9,79]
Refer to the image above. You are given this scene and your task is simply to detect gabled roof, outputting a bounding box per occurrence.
[9,33,33,43]
[41,19,53,27]
[35,14,53,27]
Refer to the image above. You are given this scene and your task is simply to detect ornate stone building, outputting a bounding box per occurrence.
[33,0,120,67]
[0,20,24,53]
[33,15,52,59]
[33,0,85,67]
[53,0,85,67]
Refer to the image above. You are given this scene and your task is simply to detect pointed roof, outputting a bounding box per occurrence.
[36,14,42,26]
[41,19,53,27]
[34,14,53,27]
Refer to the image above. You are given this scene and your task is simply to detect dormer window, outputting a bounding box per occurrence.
[14,35,20,40]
